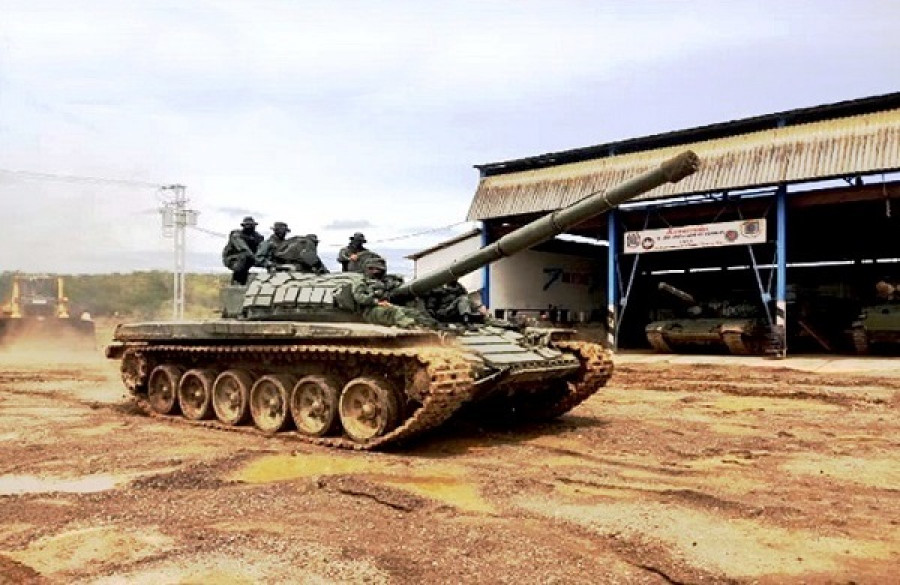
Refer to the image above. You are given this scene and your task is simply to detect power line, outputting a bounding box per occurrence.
[368,221,473,244]
[0,168,162,188]
[189,225,227,238]
[190,221,475,247]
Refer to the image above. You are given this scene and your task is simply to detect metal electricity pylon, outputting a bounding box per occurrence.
[159,185,198,319]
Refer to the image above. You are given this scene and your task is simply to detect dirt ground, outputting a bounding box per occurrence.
[0,344,898,585]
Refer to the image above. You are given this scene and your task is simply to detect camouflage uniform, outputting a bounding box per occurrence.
[351,257,438,328]
[254,221,291,268]
[222,216,264,285]
[337,232,370,272]
[426,281,479,321]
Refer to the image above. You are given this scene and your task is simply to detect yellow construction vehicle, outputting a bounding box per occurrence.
[0,274,96,348]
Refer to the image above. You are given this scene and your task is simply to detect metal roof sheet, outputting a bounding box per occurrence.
[467,108,900,221]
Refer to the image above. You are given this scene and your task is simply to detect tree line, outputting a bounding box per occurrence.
[0,271,229,320]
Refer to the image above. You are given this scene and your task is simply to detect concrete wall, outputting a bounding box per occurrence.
[412,233,483,294]
[412,234,606,322]
[488,249,605,320]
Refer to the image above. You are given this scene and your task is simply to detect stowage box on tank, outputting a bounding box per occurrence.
[106,151,700,450]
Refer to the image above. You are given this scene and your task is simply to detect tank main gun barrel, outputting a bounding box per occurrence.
[395,151,701,298]
[658,281,697,305]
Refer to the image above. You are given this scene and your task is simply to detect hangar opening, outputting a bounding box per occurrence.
[447,92,900,357]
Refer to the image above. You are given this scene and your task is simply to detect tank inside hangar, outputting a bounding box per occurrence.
[469,92,900,356]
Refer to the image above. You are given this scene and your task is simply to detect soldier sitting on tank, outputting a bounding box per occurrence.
[338,232,371,272]
[352,256,439,329]
[268,233,330,274]
[254,221,291,269]
[424,281,484,322]
[222,216,265,285]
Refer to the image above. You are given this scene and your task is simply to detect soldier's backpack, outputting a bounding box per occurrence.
[272,236,321,271]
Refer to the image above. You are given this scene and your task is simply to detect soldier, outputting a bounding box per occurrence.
[426,281,481,322]
[222,216,264,285]
[254,221,291,269]
[351,256,438,328]
[337,232,370,272]
[424,280,508,327]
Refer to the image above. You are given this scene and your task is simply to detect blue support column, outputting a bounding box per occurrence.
[775,184,788,358]
[607,210,619,349]
[480,222,491,309]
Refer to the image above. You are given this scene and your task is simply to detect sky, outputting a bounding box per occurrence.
[0,0,898,276]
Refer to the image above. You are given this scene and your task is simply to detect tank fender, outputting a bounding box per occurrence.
[105,342,126,359]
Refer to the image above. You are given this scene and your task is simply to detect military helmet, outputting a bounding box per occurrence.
[350,232,367,243]
[362,255,386,272]
[241,216,258,227]
[272,221,290,232]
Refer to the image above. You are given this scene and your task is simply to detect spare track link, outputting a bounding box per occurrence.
[125,344,475,451]
[545,340,614,418]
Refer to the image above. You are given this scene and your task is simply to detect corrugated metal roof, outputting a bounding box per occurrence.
[468,108,900,221]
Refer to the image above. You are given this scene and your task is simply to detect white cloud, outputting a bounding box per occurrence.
[0,0,898,274]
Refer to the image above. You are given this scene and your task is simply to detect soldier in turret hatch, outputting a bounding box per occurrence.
[222,216,264,285]
[425,280,514,327]
[338,232,370,272]
[351,256,438,329]
[254,221,291,269]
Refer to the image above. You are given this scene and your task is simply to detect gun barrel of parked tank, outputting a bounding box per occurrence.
[395,150,700,298]
[658,281,697,305]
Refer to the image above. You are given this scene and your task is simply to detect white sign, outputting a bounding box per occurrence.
[623,219,766,254]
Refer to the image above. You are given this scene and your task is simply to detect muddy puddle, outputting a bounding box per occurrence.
[229,452,495,513]
[0,473,123,495]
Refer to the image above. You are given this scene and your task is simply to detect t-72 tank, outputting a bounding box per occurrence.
[106,151,700,450]
[645,281,774,355]
[849,280,900,354]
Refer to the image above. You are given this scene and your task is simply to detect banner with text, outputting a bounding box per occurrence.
[623,219,766,254]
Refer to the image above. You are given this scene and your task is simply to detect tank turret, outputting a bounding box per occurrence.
[107,151,700,449]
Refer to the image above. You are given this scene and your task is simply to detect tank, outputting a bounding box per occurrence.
[848,280,900,354]
[645,281,774,355]
[105,151,700,450]
[0,274,96,349]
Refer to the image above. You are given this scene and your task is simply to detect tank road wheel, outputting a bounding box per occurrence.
[250,374,296,434]
[338,377,401,443]
[212,369,253,425]
[290,376,341,437]
[178,368,216,420]
[147,365,185,415]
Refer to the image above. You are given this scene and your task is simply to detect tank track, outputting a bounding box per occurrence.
[850,326,870,355]
[722,331,752,355]
[119,340,612,449]
[123,344,474,451]
[646,330,674,353]
[544,341,614,418]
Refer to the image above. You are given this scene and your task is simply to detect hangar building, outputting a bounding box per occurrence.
[413,92,900,356]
